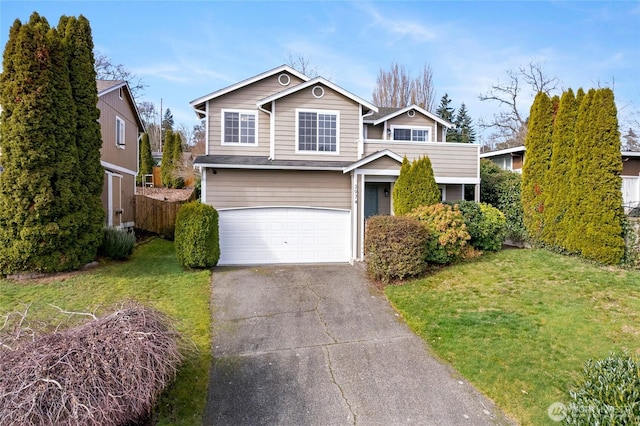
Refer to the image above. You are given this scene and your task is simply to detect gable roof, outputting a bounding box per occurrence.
[97,80,146,132]
[367,104,453,128]
[342,149,403,173]
[479,145,526,158]
[257,76,378,114]
[189,65,311,115]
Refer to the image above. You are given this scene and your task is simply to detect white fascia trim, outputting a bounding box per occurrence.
[436,177,481,184]
[101,161,136,176]
[373,104,453,128]
[622,151,640,157]
[193,163,347,172]
[479,146,526,158]
[221,109,259,147]
[343,149,403,173]
[258,76,378,112]
[190,65,310,107]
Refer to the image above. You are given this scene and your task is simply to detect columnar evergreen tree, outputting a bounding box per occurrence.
[521,91,554,243]
[138,133,154,182]
[161,129,175,187]
[574,89,624,264]
[542,89,577,247]
[0,13,85,272]
[392,156,439,215]
[59,15,104,264]
[172,132,184,183]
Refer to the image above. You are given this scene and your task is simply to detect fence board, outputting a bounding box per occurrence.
[134,190,196,236]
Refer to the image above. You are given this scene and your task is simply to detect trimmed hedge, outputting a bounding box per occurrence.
[564,353,640,425]
[407,203,470,264]
[364,215,429,283]
[455,201,507,251]
[174,201,219,268]
[99,227,135,260]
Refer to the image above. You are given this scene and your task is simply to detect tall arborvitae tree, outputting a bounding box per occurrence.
[392,156,439,215]
[0,13,84,272]
[392,156,412,215]
[59,15,104,264]
[161,129,175,187]
[452,103,476,143]
[542,89,577,248]
[138,133,154,182]
[172,132,184,181]
[521,91,554,244]
[576,88,624,264]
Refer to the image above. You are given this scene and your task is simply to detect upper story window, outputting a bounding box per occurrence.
[116,116,125,148]
[391,126,431,142]
[297,109,339,153]
[222,109,257,145]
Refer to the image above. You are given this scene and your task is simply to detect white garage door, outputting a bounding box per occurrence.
[218,207,351,265]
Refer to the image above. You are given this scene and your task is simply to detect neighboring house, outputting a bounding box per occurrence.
[97,80,145,228]
[191,65,480,265]
[480,146,640,211]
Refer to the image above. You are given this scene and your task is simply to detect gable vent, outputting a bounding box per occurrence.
[278,73,291,86]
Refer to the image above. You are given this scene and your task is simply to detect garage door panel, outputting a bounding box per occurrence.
[218,207,350,265]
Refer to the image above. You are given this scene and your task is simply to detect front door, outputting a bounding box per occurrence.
[364,184,379,218]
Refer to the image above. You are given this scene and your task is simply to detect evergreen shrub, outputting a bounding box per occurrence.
[408,204,470,264]
[99,227,135,260]
[393,156,440,215]
[564,353,640,425]
[455,201,507,251]
[364,215,429,283]
[174,202,219,268]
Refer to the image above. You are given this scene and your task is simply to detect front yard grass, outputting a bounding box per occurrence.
[0,238,212,425]
[385,248,640,426]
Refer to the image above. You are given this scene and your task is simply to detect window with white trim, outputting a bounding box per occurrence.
[116,116,125,148]
[392,126,431,142]
[297,110,339,153]
[222,110,257,145]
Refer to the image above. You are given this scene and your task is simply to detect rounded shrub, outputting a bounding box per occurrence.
[407,203,470,264]
[564,353,640,425]
[174,201,219,268]
[99,227,136,260]
[455,201,507,251]
[364,215,429,283]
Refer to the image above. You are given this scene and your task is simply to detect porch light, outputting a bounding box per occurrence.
[384,188,389,197]
[387,128,391,139]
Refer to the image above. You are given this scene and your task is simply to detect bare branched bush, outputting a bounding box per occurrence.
[0,302,183,425]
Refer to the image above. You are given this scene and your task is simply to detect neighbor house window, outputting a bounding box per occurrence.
[116,116,125,148]
[392,126,431,142]
[222,110,257,145]
[297,109,339,153]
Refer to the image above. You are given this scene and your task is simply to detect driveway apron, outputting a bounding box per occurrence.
[204,264,513,426]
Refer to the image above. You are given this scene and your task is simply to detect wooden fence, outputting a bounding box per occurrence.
[134,190,197,236]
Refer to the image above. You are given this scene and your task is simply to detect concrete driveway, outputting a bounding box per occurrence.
[204,264,513,425]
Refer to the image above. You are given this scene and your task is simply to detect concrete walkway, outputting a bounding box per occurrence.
[204,264,513,425]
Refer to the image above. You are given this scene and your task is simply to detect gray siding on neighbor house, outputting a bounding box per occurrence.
[363,141,479,179]
[273,85,361,162]
[207,72,305,157]
[205,169,351,210]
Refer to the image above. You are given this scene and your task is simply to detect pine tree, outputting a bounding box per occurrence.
[578,88,624,264]
[59,15,104,264]
[436,94,454,123]
[0,13,83,272]
[453,103,476,143]
[521,91,553,244]
[542,89,577,248]
[161,129,175,187]
[138,133,154,182]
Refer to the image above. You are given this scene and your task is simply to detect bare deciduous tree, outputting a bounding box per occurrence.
[372,62,436,111]
[479,61,559,150]
[94,51,146,99]
[286,51,319,77]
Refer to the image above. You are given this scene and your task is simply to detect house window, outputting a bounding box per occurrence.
[118,87,123,100]
[297,109,339,153]
[222,110,257,145]
[392,126,431,142]
[116,116,125,148]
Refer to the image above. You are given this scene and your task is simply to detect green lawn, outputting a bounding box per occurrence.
[385,248,640,426]
[0,238,212,425]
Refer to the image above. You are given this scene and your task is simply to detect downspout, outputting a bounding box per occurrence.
[258,101,275,160]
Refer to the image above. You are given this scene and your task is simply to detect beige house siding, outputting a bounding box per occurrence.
[363,141,479,178]
[205,169,351,210]
[359,156,400,171]
[98,89,139,173]
[207,73,305,157]
[273,85,361,161]
[366,124,383,140]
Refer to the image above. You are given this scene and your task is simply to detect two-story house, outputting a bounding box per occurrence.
[191,65,480,265]
[97,80,144,228]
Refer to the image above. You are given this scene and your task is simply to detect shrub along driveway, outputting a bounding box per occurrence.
[204,264,514,425]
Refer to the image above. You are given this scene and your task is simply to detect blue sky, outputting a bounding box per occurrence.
[2,1,639,141]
